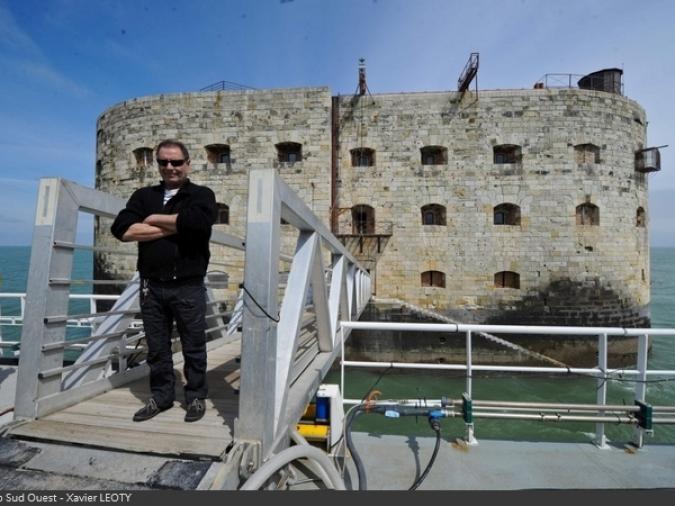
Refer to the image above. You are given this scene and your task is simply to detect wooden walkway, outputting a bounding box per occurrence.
[9,340,241,459]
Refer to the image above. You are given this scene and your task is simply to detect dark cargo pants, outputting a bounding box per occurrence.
[140,278,208,408]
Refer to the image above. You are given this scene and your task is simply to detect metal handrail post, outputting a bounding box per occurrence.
[237,169,282,462]
[341,326,345,407]
[15,178,78,419]
[466,330,473,399]
[632,333,649,448]
[465,329,477,445]
[594,333,608,449]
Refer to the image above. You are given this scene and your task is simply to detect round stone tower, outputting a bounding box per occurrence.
[95,81,654,346]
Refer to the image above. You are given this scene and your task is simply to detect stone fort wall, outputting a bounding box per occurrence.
[95,87,333,303]
[95,85,651,327]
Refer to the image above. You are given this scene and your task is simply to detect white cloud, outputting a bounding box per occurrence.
[17,59,92,98]
[0,2,41,55]
[0,3,93,98]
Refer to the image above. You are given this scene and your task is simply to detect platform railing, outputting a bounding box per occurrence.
[13,177,246,420]
[1,292,120,328]
[235,168,371,470]
[340,321,675,449]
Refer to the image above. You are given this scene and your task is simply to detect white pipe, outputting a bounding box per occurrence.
[239,445,346,491]
[341,359,675,376]
[474,412,636,423]
[341,320,675,337]
[472,406,635,414]
[471,400,641,410]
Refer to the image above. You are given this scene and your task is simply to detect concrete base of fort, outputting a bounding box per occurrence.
[346,302,649,368]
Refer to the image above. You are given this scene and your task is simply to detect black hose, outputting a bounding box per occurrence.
[345,404,444,491]
[344,405,368,490]
[408,418,442,491]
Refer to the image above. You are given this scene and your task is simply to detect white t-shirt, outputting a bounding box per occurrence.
[163,188,179,205]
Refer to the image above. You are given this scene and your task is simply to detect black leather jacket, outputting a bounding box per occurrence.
[111,179,216,282]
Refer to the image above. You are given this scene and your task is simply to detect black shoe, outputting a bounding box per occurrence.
[185,398,206,422]
[133,398,170,422]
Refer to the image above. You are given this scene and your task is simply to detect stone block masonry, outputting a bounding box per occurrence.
[95,84,652,331]
[335,88,650,329]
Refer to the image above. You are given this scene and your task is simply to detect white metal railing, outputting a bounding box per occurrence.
[236,168,371,467]
[339,321,675,449]
[1,292,120,328]
[13,177,246,420]
[12,172,371,483]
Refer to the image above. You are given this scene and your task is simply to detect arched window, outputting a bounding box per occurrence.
[216,203,229,225]
[420,146,447,165]
[421,270,446,288]
[574,143,600,164]
[421,204,446,226]
[493,203,521,225]
[133,147,153,169]
[206,144,231,164]
[494,271,520,289]
[493,144,522,164]
[576,203,600,226]
[276,142,302,163]
[351,147,375,167]
[352,205,375,234]
[636,207,646,227]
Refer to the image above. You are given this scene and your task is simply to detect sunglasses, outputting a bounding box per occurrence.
[157,159,187,167]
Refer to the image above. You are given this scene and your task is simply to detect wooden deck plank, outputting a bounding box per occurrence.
[10,420,227,458]
[9,339,242,459]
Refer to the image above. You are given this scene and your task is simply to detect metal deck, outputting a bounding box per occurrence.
[343,433,675,490]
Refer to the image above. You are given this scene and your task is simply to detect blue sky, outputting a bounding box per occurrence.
[1,0,673,245]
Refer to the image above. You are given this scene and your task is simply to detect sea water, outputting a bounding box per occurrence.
[0,246,93,349]
[1,246,674,443]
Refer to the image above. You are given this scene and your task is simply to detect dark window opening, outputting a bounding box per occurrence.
[421,204,446,226]
[576,203,600,226]
[206,144,231,164]
[276,142,302,163]
[421,270,446,288]
[351,147,375,167]
[493,144,522,164]
[133,147,153,169]
[216,203,229,225]
[352,205,375,234]
[420,146,447,165]
[493,203,521,225]
[574,143,600,164]
[494,271,520,289]
[636,207,646,227]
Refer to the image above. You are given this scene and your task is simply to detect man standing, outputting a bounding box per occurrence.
[111,139,216,422]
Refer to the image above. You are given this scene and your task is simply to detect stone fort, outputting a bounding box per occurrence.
[94,65,661,339]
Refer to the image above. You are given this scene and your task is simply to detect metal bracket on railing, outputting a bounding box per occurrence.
[462,393,473,424]
[239,442,261,479]
[635,400,653,433]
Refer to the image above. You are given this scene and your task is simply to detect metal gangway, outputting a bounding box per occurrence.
[4,169,371,489]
